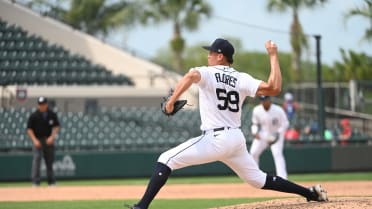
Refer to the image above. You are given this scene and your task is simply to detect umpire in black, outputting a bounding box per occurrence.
[27,97,60,186]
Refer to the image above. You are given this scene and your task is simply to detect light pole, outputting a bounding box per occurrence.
[314,35,325,139]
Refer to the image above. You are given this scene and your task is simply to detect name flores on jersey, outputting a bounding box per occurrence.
[215,73,237,88]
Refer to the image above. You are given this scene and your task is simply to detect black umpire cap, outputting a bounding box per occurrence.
[202,38,235,64]
[37,96,48,104]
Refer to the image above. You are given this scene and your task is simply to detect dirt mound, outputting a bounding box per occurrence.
[212,197,372,209]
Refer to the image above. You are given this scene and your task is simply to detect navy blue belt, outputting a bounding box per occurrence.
[202,127,231,135]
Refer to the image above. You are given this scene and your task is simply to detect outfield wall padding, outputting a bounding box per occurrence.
[331,146,372,171]
[0,145,371,181]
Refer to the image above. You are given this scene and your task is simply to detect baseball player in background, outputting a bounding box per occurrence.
[126,38,327,209]
[250,96,289,179]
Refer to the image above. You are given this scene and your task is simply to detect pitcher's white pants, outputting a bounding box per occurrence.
[158,128,267,188]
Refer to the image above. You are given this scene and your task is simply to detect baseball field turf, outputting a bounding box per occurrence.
[1,172,371,209]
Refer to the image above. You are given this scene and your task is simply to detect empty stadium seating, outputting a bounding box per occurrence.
[0,19,134,86]
[0,107,203,151]
[0,106,370,152]
[0,106,267,152]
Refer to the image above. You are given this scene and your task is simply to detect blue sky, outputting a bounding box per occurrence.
[109,0,371,66]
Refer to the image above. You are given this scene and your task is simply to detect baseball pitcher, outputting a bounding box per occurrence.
[126,38,327,209]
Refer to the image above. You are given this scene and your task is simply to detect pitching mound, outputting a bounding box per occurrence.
[212,197,372,209]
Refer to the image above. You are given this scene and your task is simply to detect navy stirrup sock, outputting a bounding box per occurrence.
[262,175,312,199]
[136,162,172,209]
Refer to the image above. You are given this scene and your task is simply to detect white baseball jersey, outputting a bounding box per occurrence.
[158,65,269,189]
[194,65,262,130]
[252,104,289,135]
[250,103,289,179]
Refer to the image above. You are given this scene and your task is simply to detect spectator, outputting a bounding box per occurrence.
[282,92,299,124]
[324,128,334,141]
[27,97,60,187]
[303,122,334,142]
[338,118,352,145]
[285,125,301,141]
[303,121,319,137]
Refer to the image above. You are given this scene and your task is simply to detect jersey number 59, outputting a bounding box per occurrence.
[216,88,239,112]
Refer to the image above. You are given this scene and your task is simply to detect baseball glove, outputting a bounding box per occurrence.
[161,89,187,116]
[266,132,280,145]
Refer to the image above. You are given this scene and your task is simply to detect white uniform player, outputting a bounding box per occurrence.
[158,65,267,188]
[127,38,328,209]
[249,96,289,179]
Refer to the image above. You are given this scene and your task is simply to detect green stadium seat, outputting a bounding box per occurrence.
[23,41,35,51]
[0,40,5,48]
[0,107,223,151]
[0,19,133,86]
[15,40,26,50]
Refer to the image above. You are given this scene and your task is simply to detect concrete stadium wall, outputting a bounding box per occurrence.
[1,145,372,181]
[2,85,197,111]
[7,86,170,112]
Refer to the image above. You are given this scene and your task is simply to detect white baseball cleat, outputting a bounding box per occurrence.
[308,184,328,202]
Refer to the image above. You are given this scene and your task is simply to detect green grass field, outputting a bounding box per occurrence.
[1,172,371,209]
[1,171,372,187]
[1,198,273,209]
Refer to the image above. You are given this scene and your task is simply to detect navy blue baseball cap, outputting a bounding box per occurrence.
[259,96,270,101]
[202,38,234,64]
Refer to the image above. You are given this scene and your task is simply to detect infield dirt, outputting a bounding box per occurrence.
[0,181,371,208]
